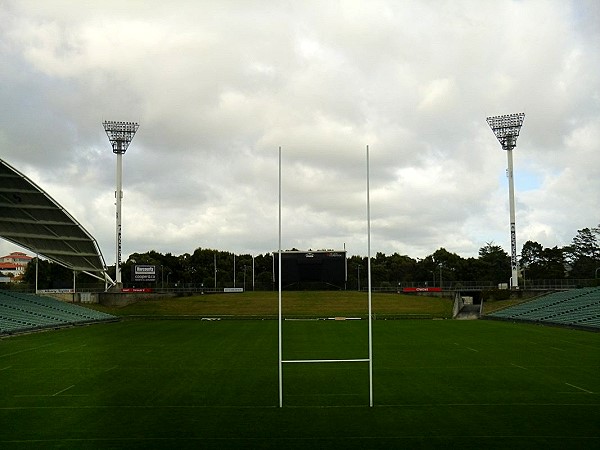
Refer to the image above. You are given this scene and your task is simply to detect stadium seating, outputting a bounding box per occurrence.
[488,287,600,330]
[0,291,116,335]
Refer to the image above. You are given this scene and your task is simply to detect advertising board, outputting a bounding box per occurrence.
[402,287,442,293]
[132,265,156,282]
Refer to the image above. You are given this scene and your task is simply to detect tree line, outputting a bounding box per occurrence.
[15,225,600,290]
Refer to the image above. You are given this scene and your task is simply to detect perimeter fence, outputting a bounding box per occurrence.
[6,278,598,294]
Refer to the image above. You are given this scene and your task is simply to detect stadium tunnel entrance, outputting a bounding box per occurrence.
[456,291,483,305]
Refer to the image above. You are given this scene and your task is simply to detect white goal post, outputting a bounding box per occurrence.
[278,146,373,407]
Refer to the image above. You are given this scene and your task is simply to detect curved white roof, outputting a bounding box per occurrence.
[0,158,112,282]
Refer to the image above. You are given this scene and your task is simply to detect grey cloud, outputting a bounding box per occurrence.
[1,0,598,262]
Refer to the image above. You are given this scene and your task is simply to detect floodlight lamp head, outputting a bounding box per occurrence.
[103,120,139,154]
[486,113,525,151]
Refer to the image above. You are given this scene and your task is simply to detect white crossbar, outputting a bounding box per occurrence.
[283,358,369,364]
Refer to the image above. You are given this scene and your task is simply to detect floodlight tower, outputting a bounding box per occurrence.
[103,120,139,286]
[486,112,525,289]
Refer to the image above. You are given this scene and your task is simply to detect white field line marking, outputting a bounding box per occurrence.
[104,366,118,373]
[2,435,600,444]
[52,385,75,397]
[14,393,87,398]
[0,366,12,371]
[511,363,528,370]
[452,343,478,352]
[0,344,53,358]
[71,344,88,352]
[550,347,566,352]
[3,402,600,411]
[565,383,594,394]
[15,388,72,398]
[285,318,319,321]
[57,344,89,354]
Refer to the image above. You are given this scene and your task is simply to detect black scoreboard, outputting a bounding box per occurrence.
[274,250,346,288]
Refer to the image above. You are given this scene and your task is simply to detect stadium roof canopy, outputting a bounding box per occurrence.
[0,158,112,283]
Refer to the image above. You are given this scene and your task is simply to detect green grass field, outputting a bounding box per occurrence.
[1,294,599,449]
[90,290,453,318]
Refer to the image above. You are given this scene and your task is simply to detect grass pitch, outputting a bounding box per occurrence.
[0,295,599,449]
[90,290,453,318]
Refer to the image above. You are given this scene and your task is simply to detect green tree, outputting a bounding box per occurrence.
[253,253,275,288]
[519,241,568,283]
[542,246,566,279]
[520,240,545,280]
[478,242,511,286]
[347,255,367,290]
[459,257,486,284]
[565,226,600,278]
[22,258,97,289]
[430,248,462,287]
[387,252,418,285]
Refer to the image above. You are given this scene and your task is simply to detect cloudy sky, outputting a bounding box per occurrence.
[1,0,599,264]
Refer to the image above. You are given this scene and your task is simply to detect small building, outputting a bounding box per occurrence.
[0,251,32,281]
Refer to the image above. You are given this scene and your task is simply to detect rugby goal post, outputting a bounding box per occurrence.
[278,146,373,407]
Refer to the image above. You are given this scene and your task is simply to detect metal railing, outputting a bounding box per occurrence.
[5,279,599,294]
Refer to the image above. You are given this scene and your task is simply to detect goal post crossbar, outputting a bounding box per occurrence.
[283,358,370,364]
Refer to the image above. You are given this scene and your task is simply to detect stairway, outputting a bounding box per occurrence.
[455,304,480,320]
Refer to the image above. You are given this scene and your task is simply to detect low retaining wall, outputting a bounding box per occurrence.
[99,292,178,307]
[452,292,464,318]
